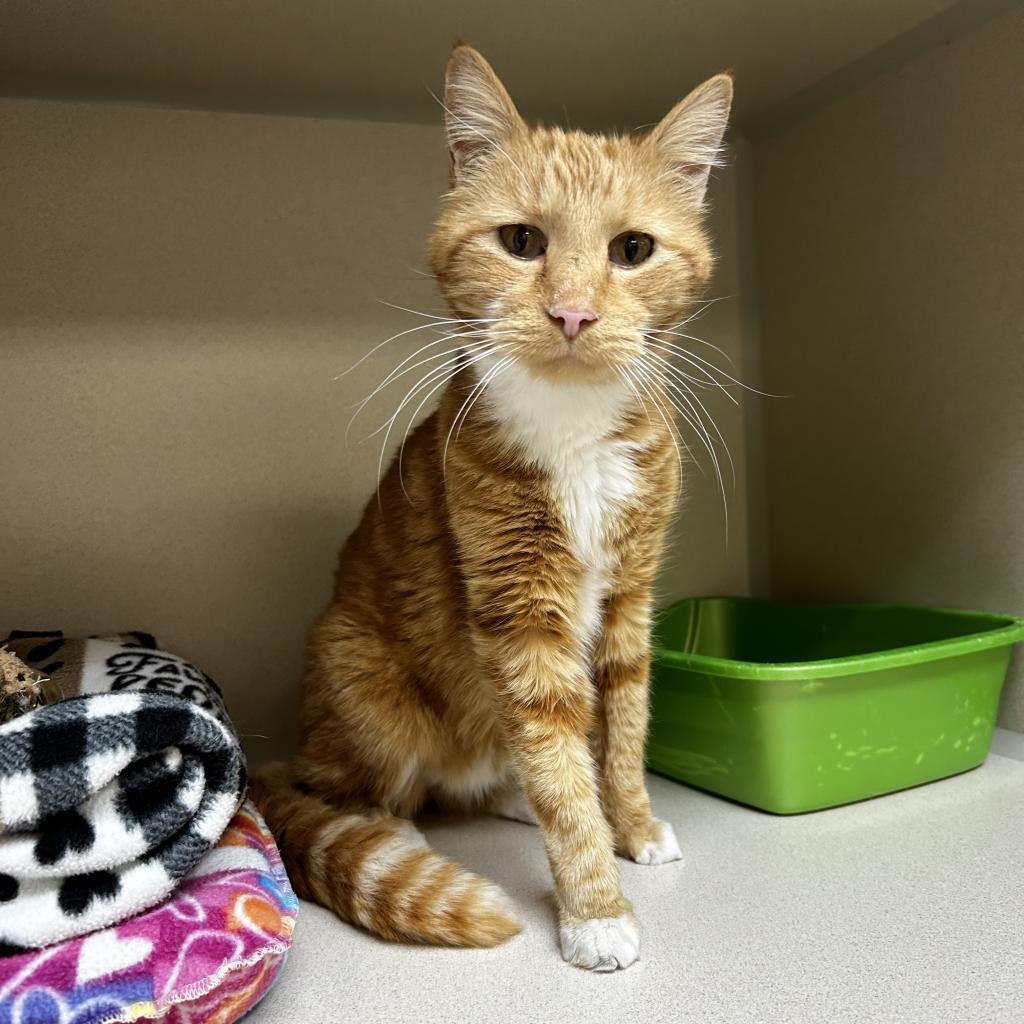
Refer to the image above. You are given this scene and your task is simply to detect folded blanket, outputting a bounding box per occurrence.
[0,632,245,950]
[0,800,298,1024]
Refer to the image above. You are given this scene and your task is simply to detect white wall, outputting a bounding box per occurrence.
[0,98,757,757]
[753,6,1024,729]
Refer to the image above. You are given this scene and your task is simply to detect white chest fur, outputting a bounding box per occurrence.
[480,360,639,652]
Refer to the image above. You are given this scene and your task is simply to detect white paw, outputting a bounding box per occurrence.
[559,916,640,972]
[491,789,538,826]
[633,820,683,866]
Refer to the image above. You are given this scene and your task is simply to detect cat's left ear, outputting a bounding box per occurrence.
[650,73,733,203]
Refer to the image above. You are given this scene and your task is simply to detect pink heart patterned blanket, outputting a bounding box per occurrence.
[0,801,298,1024]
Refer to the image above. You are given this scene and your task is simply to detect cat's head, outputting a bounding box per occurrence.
[427,44,732,385]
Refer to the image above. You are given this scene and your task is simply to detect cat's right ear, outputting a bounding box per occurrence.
[443,45,524,182]
[650,72,733,203]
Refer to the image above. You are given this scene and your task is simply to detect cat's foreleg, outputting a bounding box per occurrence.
[594,585,683,866]
[479,628,639,971]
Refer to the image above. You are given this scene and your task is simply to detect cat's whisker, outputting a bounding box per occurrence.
[345,333,500,445]
[626,361,701,469]
[668,293,734,329]
[452,354,520,446]
[643,335,740,397]
[375,344,510,507]
[614,366,654,432]
[377,300,499,324]
[366,346,495,445]
[658,331,735,368]
[650,334,778,397]
[405,265,439,280]
[372,358,477,507]
[667,371,738,491]
[350,329,492,408]
[335,315,491,382]
[643,339,740,405]
[443,358,504,479]
[349,326,505,412]
[625,363,684,483]
[638,352,729,464]
[375,329,514,395]
[639,351,734,479]
[634,353,730,531]
[396,346,512,501]
[642,324,735,366]
[631,360,706,476]
[641,340,732,394]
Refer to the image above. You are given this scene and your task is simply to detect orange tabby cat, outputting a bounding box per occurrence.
[252,44,732,971]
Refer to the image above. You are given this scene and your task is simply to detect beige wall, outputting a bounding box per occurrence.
[1,99,756,758]
[753,7,1024,729]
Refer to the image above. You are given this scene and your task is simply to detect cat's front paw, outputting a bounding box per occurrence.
[559,916,640,972]
[631,819,682,866]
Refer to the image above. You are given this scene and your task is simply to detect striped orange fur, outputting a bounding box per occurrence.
[252,44,732,971]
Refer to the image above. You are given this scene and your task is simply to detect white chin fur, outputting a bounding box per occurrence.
[559,916,640,972]
[633,820,683,866]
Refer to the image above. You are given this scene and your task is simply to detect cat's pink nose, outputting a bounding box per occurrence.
[548,305,598,341]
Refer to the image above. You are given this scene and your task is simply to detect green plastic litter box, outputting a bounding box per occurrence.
[647,597,1024,814]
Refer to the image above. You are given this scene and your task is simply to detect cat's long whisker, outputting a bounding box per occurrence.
[442,356,507,479]
[631,359,707,476]
[624,361,701,469]
[454,354,520,442]
[345,333,500,445]
[639,351,733,474]
[630,360,704,468]
[615,366,654,431]
[643,324,735,367]
[626,363,684,482]
[644,335,741,399]
[396,346,511,499]
[351,325,494,403]
[634,353,729,523]
[335,316,492,382]
[644,362,737,535]
[643,340,740,405]
[441,355,517,479]
[379,344,510,506]
[377,300,500,325]
[668,293,734,330]
[662,393,728,538]
[373,354,485,508]
[349,326,505,414]
[367,345,498,445]
[641,339,732,394]
[404,265,439,281]
[667,370,738,490]
[643,356,733,475]
[374,328,514,396]
[651,334,778,397]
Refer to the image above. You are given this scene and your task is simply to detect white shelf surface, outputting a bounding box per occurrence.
[252,740,1024,1024]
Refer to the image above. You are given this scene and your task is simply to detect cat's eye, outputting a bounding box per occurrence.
[609,232,655,268]
[499,224,547,260]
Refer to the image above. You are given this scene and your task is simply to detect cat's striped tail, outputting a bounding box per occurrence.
[249,763,521,948]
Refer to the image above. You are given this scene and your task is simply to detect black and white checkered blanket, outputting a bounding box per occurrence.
[0,632,245,951]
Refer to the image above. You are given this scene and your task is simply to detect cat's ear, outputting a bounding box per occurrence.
[650,73,733,202]
[443,44,524,181]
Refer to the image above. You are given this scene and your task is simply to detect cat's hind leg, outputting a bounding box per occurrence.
[487,780,538,825]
